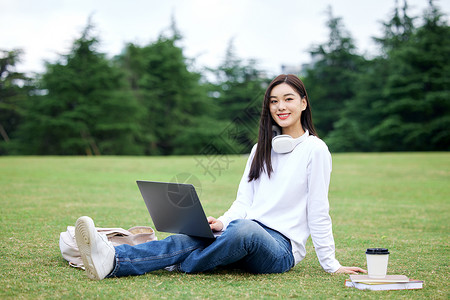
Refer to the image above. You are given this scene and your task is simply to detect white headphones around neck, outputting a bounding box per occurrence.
[272,126,309,153]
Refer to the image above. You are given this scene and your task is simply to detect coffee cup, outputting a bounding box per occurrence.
[366,248,389,278]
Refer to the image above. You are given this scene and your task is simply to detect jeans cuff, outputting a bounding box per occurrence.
[105,254,120,278]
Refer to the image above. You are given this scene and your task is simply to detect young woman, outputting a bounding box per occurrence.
[75,74,366,280]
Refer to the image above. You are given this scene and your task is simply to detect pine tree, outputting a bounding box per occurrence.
[374,0,415,53]
[17,21,143,155]
[303,7,364,140]
[117,23,219,155]
[207,41,268,153]
[326,56,389,152]
[0,49,32,154]
[328,0,419,152]
[370,0,450,150]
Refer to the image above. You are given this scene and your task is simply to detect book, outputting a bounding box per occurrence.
[345,279,424,291]
[344,275,424,291]
[350,274,410,283]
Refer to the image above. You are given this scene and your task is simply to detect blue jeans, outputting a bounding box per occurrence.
[108,219,294,277]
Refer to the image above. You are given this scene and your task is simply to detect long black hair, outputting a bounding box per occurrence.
[248,74,317,182]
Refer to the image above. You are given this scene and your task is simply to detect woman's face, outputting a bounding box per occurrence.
[269,83,307,137]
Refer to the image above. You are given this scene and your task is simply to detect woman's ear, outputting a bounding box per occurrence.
[301,97,307,111]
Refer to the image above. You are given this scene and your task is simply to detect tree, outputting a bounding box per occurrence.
[327,0,433,152]
[303,7,365,141]
[206,41,268,154]
[370,0,450,150]
[374,0,415,54]
[117,23,220,155]
[325,56,389,152]
[17,21,143,155]
[0,49,32,154]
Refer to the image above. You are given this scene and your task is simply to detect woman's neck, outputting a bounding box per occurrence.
[282,124,305,138]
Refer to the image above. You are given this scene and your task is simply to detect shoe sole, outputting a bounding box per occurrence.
[75,216,101,280]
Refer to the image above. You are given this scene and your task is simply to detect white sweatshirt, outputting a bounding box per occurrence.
[218,132,342,273]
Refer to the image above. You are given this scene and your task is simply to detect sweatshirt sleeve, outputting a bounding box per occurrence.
[218,145,257,230]
[306,142,341,273]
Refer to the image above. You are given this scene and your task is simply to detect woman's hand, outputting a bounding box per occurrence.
[334,266,367,274]
[207,216,224,232]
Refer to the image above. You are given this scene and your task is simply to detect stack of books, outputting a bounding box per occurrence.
[345,275,424,291]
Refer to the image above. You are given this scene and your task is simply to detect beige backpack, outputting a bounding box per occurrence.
[59,225,157,269]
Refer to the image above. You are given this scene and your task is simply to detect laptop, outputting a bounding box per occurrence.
[136,180,223,239]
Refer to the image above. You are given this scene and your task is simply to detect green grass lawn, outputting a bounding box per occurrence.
[1,153,449,299]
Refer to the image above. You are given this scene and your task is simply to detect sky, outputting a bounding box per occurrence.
[1,0,449,77]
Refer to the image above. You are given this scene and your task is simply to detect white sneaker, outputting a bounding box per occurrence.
[75,216,115,280]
